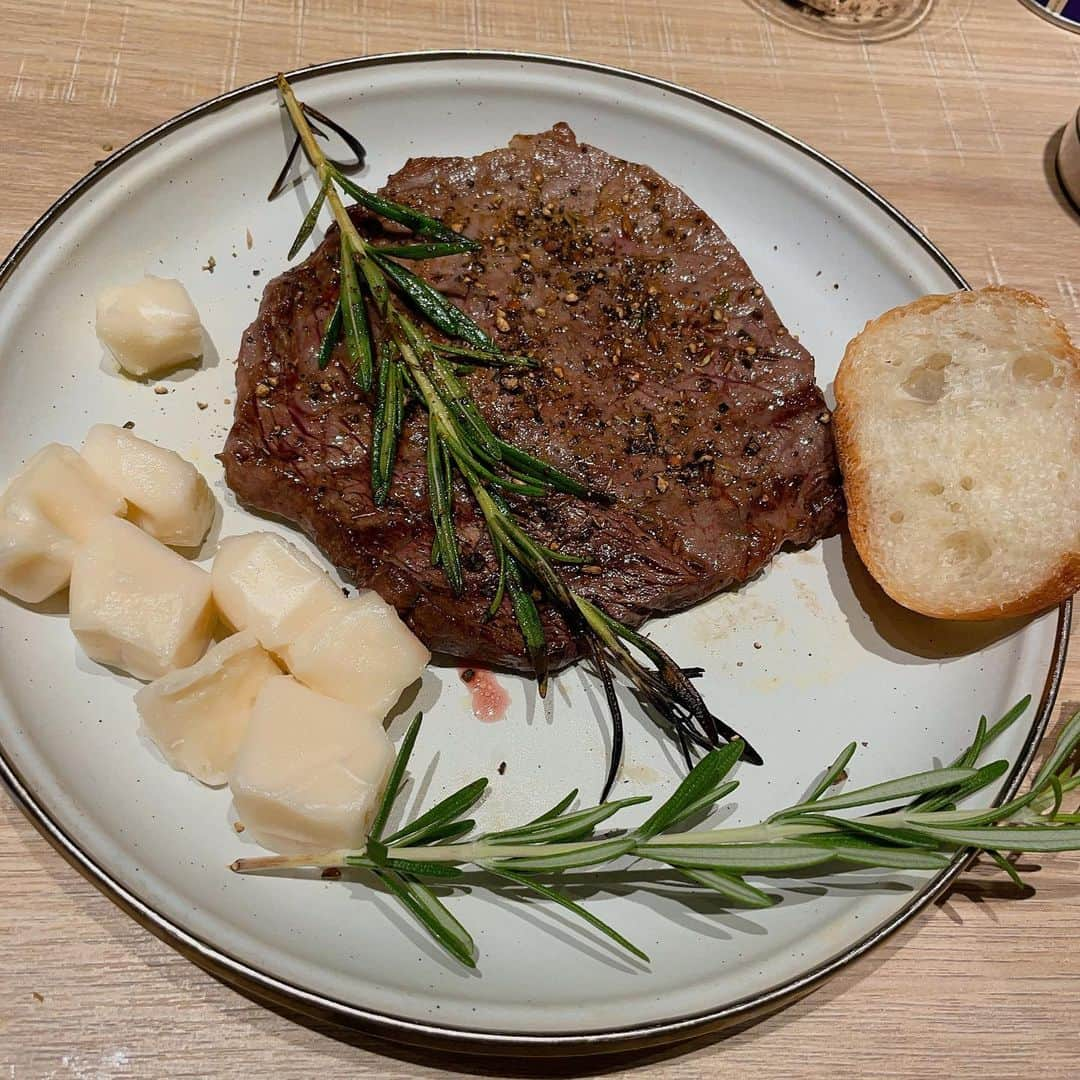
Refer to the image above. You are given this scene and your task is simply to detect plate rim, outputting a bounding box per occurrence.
[0,48,1071,1055]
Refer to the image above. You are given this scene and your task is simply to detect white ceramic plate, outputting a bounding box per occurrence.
[0,53,1069,1053]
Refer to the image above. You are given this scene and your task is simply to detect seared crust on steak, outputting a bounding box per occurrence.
[223,124,843,670]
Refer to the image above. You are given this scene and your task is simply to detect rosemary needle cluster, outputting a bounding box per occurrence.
[273,74,761,797]
[233,697,1080,969]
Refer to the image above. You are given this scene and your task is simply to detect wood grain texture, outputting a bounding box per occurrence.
[1,1,1078,1076]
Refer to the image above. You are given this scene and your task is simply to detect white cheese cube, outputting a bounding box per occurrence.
[0,444,125,602]
[96,276,204,378]
[229,675,394,854]
[135,632,280,786]
[1,443,126,544]
[282,591,429,717]
[81,424,215,547]
[0,516,76,603]
[69,517,215,680]
[211,532,343,653]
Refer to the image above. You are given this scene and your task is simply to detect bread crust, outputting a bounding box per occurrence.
[834,286,1080,621]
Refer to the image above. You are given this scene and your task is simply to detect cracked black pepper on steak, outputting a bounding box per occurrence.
[223,124,843,671]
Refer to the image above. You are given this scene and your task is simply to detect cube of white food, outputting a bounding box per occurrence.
[282,590,429,716]
[0,517,76,603]
[212,532,343,653]
[134,632,280,786]
[69,517,215,680]
[0,444,126,602]
[229,675,394,854]
[96,276,204,378]
[1,443,126,544]
[82,424,215,547]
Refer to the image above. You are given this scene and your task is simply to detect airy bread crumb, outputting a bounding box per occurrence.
[834,286,1079,620]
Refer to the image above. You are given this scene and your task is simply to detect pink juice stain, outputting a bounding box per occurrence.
[459,667,510,723]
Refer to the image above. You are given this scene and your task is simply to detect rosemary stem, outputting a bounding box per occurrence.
[635,822,825,847]
[232,821,833,874]
[276,73,369,256]
[272,74,758,786]
[276,75,324,176]
[228,698,1080,969]
[232,804,984,875]
[232,849,352,872]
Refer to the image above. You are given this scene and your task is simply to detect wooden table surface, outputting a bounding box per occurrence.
[1,1,1078,1076]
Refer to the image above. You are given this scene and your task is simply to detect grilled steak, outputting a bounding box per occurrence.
[223,124,843,671]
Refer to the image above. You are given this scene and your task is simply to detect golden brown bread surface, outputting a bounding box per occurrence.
[834,286,1079,621]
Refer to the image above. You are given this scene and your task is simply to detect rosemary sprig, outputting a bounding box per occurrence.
[233,697,1080,970]
[272,74,760,797]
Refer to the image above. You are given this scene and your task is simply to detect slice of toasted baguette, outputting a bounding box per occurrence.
[834,286,1079,621]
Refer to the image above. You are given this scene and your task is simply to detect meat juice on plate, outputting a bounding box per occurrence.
[459,667,511,723]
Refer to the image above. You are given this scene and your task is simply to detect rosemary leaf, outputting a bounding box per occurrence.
[797,837,952,871]
[493,836,637,873]
[427,418,464,595]
[332,169,475,246]
[677,868,775,909]
[582,606,759,764]
[907,702,1015,811]
[904,823,1080,853]
[522,790,579,827]
[985,850,1027,890]
[371,342,405,505]
[642,842,833,873]
[357,253,391,317]
[339,236,374,389]
[636,742,745,841]
[955,715,989,770]
[906,758,1010,815]
[430,341,536,369]
[469,459,551,498]
[485,795,650,845]
[268,132,302,202]
[1030,768,1080,817]
[371,344,392,504]
[1031,706,1080,792]
[1049,775,1065,819]
[377,868,476,968]
[803,742,857,804]
[798,814,930,849]
[426,820,479,845]
[913,697,1029,797]
[371,251,493,349]
[587,638,625,804]
[905,781,1046,829]
[298,102,366,172]
[384,779,488,847]
[374,240,478,259]
[504,556,547,693]
[427,354,504,460]
[288,175,330,259]
[485,542,508,621]
[488,867,649,962]
[383,858,465,879]
[316,300,343,370]
[772,767,980,820]
[535,543,590,566]
[670,780,740,825]
[492,438,596,499]
[368,713,422,842]
[979,695,1032,751]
